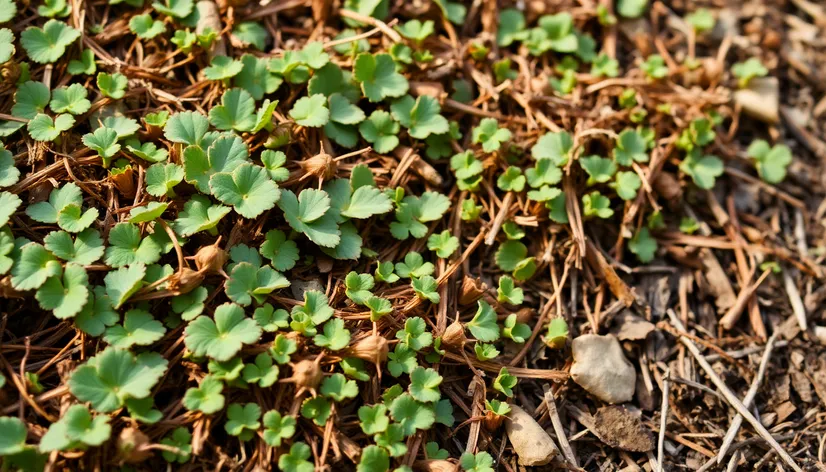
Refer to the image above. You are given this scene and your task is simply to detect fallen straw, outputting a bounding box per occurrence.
[666,309,802,472]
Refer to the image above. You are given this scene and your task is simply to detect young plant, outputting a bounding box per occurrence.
[747,139,792,184]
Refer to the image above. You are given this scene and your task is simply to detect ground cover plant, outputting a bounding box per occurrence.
[0,0,824,470]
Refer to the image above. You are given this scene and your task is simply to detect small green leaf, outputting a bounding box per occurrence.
[50,84,90,115]
[21,20,80,64]
[467,300,499,342]
[582,191,614,219]
[391,95,449,139]
[493,367,517,397]
[209,88,256,132]
[185,302,262,361]
[11,243,62,291]
[262,411,296,447]
[680,149,723,189]
[97,72,128,99]
[580,155,617,185]
[210,163,280,219]
[747,139,792,184]
[497,276,523,305]
[412,275,440,303]
[225,403,261,440]
[629,227,657,263]
[289,94,329,127]
[129,13,166,39]
[732,58,768,88]
[27,113,74,141]
[35,263,88,319]
[183,375,225,414]
[472,118,511,152]
[104,263,146,309]
[353,53,409,102]
[68,347,168,413]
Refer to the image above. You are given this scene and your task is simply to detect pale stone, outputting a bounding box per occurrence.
[505,405,559,466]
[570,334,636,404]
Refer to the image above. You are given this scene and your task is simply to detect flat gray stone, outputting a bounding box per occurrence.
[570,334,636,404]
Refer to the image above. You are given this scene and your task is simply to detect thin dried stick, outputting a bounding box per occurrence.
[657,368,670,472]
[337,9,402,43]
[543,385,577,468]
[666,310,803,472]
[716,333,778,463]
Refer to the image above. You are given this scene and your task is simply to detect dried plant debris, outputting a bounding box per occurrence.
[0,0,824,470]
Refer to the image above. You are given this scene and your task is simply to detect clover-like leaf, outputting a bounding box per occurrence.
[278,189,341,248]
[129,13,166,39]
[40,404,111,452]
[412,275,440,303]
[104,263,146,309]
[185,302,262,361]
[395,252,434,279]
[97,72,128,99]
[409,366,443,403]
[279,442,314,472]
[611,171,642,200]
[68,48,96,75]
[103,309,165,348]
[35,263,88,319]
[460,452,495,472]
[641,54,668,79]
[263,411,296,447]
[21,20,80,64]
[341,185,392,219]
[225,403,261,441]
[104,223,167,267]
[210,163,280,219]
[472,118,511,152]
[427,230,459,258]
[164,111,210,146]
[396,316,432,351]
[497,276,523,305]
[226,261,290,306]
[252,303,290,333]
[289,94,329,127]
[390,393,435,436]
[260,229,299,271]
[358,404,389,435]
[353,53,409,102]
[344,271,374,305]
[613,129,649,165]
[209,88,256,132]
[183,375,225,414]
[50,84,90,115]
[732,58,768,88]
[532,131,573,165]
[680,149,723,189]
[747,139,792,184]
[493,367,517,397]
[365,296,393,322]
[629,227,657,263]
[11,243,62,291]
[0,28,14,64]
[145,162,184,197]
[69,347,168,412]
[161,428,192,463]
[321,372,358,401]
[152,0,194,18]
[242,352,280,387]
[391,95,449,139]
[503,313,531,343]
[27,113,74,141]
[467,300,500,342]
[82,127,120,166]
[387,343,417,377]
